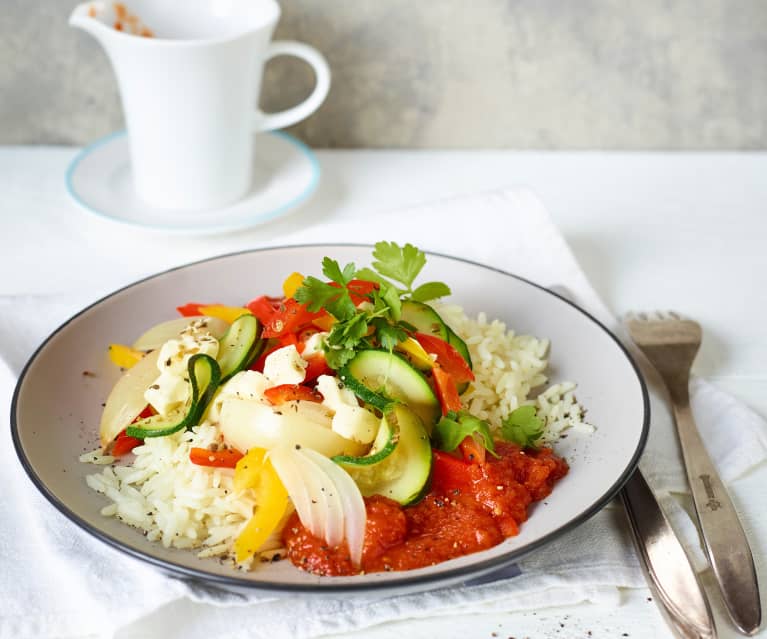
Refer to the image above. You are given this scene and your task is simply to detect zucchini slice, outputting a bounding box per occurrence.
[338,404,432,505]
[445,325,473,394]
[332,411,400,466]
[217,314,261,382]
[340,350,440,432]
[402,301,473,375]
[446,325,472,371]
[126,354,221,438]
[401,300,448,339]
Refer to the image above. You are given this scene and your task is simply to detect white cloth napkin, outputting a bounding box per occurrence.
[1,189,765,639]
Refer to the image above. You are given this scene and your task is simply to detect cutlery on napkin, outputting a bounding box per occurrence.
[550,286,716,639]
[2,189,766,639]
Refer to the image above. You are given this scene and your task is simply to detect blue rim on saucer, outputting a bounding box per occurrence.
[65,130,320,235]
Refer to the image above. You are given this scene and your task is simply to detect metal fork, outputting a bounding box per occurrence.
[625,312,762,635]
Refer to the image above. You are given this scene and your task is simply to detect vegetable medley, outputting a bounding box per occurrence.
[97,242,566,573]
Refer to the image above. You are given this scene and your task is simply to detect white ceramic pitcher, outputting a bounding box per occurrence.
[70,0,330,211]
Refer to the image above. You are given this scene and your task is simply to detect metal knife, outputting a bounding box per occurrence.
[622,470,717,639]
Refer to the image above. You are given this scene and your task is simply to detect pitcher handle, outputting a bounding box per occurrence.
[255,41,331,132]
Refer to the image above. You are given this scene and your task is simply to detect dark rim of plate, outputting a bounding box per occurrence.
[10,243,650,594]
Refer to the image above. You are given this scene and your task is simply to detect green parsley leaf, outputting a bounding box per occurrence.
[432,410,498,457]
[324,345,356,370]
[321,257,356,286]
[323,313,372,370]
[378,281,402,321]
[501,405,544,448]
[327,313,369,349]
[371,317,407,352]
[353,267,392,288]
[294,277,356,320]
[371,241,426,290]
[410,281,451,303]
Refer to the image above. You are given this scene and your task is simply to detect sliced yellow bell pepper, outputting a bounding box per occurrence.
[234,450,289,563]
[312,314,336,331]
[282,272,305,298]
[233,447,266,492]
[198,304,252,325]
[108,343,145,369]
[396,337,435,370]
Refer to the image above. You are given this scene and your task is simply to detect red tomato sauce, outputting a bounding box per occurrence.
[282,442,568,576]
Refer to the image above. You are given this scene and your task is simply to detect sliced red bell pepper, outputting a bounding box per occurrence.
[261,298,324,339]
[176,302,221,317]
[325,279,378,306]
[346,279,379,305]
[264,384,323,405]
[431,450,474,493]
[112,429,143,456]
[245,295,284,325]
[112,404,157,456]
[189,447,244,468]
[459,433,487,465]
[136,405,156,420]
[432,364,462,416]
[303,353,331,382]
[414,332,474,384]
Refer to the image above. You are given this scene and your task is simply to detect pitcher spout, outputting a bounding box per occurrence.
[69,2,114,40]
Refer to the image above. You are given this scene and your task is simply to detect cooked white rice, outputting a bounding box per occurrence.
[82,423,259,564]
[436,304,593,444]
[83,305,592,562]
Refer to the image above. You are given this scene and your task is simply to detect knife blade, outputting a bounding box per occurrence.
[622,471,717,639]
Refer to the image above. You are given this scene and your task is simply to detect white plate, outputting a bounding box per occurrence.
[12,245,649,596]
[65,131,320,235]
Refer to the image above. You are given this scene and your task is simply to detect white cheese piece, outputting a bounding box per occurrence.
[263,345,307,386]
[301,331,328,358]
[144,370,190,417]
[206,370,270,423]
[316,374,359,412]
[330,403,379,444]
[144,326,220,416]
[315,374,378,444]
[156,331,219,376]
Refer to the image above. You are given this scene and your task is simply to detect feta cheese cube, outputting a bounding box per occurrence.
[264,345,307,385]
[206,370,270,423]
[331,403,379,444]
[316,374,359,412]
[301,331,328,358]
[144,370,190,416]
[145,327,220,416]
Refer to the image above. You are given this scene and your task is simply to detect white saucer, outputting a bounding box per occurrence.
[65,131,320,235]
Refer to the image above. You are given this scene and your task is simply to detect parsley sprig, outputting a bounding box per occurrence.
[433,405,545,457]
[433,410,498,457]
[501,405,544,448]
[293,242,451,369]
[356,242,451,304]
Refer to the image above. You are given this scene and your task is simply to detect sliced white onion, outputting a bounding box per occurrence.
[99,349,160,449]
[301,448,366,566]
[131,316,228,351]
[268,445,366,566]
[298,450,345,547]
[219,397,366,458]
[268,445,318,535]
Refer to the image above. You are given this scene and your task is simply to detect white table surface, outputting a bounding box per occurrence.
[2,147,765,638]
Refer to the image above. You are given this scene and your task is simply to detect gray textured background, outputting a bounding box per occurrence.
[2,0,766,148]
